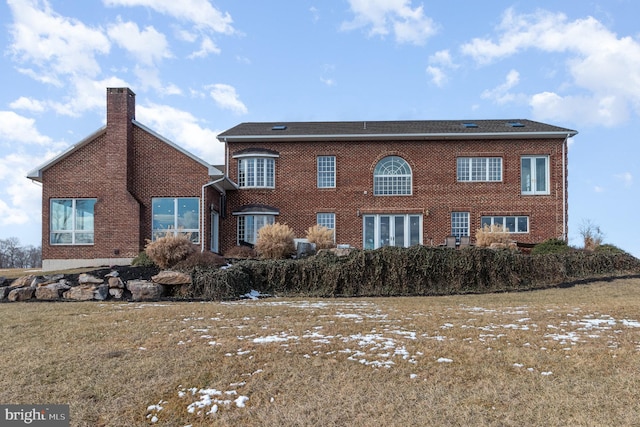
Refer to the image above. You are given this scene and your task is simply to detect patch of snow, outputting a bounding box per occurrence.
[437,357,453,363]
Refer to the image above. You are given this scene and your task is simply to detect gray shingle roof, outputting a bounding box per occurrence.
[217,119,577,141]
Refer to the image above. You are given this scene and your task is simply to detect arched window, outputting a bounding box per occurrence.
[373,156,412,195]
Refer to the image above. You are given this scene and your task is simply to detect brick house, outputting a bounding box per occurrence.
[28,87,577,269]
[28,88,236,270]
[217,120,577,254]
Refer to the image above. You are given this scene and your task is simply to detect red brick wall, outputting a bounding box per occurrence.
[41,88,216,262]
[219,138,568,253]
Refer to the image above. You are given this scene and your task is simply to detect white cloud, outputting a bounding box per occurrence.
[206,84,248,115]
[461,8,640,126]
[426,50,457,87]
[9,97,46,113]
[136,103,224,164]
[594,185,605,193]
[0,111,53,146]
[615,172,633,188]
[8,0,110,81]
[341,0,437,45]
[103,0,235,35]
[107,18,172,65]
[320,77,336,87]
[481,69,522,104]
[188,36,221,59]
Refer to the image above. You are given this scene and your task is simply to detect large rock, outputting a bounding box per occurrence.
[63,284,97,301]
[108,277,125,289]
[127,280,163,301]
[78,273,104,285]
[8,287,35,302]
[93,284,109,301]
[109,288,124,299]
[151,270,191,285]
[37,274,65,286]
[35,282,71,300]
[0,286,10,300]
[9,275,36,289]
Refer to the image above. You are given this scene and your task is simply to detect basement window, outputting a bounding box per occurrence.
[271,125,287,130]
[462,122,478,128]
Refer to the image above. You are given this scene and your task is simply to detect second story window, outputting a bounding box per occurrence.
[373,156,412,196]
[457,157,502,182]
[317,156,336,188]
[238,157,275,188]
[521,156,549,195]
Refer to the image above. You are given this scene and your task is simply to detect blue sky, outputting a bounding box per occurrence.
[0,0,638,257]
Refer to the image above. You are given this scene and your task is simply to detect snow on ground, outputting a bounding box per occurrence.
[141,298,640,424]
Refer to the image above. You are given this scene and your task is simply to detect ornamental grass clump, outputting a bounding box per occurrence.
[255,222,296,259]
[306,224,335,250]
[144,232,196,269]
[475,224,512,248]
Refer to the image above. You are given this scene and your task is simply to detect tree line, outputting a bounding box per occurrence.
[0,237,42,269]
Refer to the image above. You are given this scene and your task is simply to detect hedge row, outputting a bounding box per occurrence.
[185,246,640,301]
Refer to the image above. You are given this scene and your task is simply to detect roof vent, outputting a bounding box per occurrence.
[507,121,525,127]
[271,125,287,130]
[462,122,478,128]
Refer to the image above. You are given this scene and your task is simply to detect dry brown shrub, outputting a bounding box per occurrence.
[475,224,512,248]
[255,222,296,259]
[173,251,227,270]
[144,232,196,269]
[224,245,257,259]
[306,224,335,250]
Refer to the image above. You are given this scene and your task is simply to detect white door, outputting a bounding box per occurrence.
[364,214,422,249]
[210,211,219,253]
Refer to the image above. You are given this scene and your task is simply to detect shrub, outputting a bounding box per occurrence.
[595,244,630,256]
[475,224,512,248]
[255,222,296,259]
[144,233,196,269]
[306,224,335,250]
[579,220,604,251]
[224,245,257,259]
[531,238,572,255]
[173,251,227,270]
[131,251,157,267]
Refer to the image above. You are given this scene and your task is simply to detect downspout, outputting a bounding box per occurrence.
[562,135,568,241]
[224,137,229,176]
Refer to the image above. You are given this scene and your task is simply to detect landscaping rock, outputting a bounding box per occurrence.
[0,277,6,287]
[35,282,71,300]
[151,270,191,285]
[93,284,109,301]
[109,288,124,299]
[78,273,103,285]
[38,274,65,286]
[1,286,12,300]
[63,284,97,301]
[127,280,163,301]
[9,275,36,289]
[108,277,125,288]
[8,287,35,302]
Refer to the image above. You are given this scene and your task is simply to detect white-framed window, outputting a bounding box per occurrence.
[521,156,549,195]
[317,156,336,188]
[373,156,412,195]
[481,216,529,233]
[50,198,96,245]
[457,157,502,182]
[363,214,422,249]
[237,215,275,245]
[451,212,470,238]
[152,197,200,243]
[317,213,336,241]
[238,157,275,188]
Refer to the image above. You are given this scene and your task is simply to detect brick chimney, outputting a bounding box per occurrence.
[105,87,135,192]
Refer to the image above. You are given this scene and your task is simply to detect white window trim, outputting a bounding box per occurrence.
[521,155,550,195]
[373,156,413,196]
[50,198,96,245]
[316,213,336,242]
[457,157,503,182]
[451,212,470,238]
[236,214,276,245]
[151,197,200,243]
[481,215,530,233]
[317,155,336,188]
[237,157,276,189]
[362,214,423,249]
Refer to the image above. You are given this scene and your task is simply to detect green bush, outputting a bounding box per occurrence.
[131,251,157,267]
[531,238,572,255]
[595,244,629,255]
[187,246,640,301]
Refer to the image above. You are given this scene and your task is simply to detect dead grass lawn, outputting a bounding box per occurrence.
[1,278,640,426]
